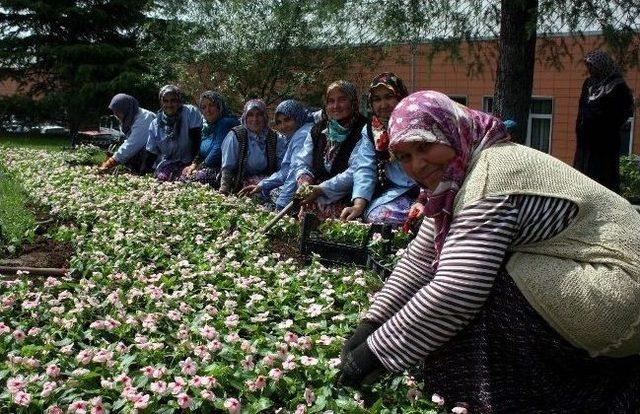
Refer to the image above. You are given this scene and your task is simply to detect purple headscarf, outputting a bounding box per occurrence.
[108,93,139,136]
[389,90,510,269]
[241,99,269,137]
[275,99,308,132]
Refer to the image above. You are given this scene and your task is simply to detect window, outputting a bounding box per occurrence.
[482,96,493,113]
[620,117,634,156]
[528,98,553,154]
[482,95,552,153]
[448,95,468,106]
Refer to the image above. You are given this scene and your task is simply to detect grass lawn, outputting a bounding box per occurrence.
[0,133,69,150]
[0,163,35,252]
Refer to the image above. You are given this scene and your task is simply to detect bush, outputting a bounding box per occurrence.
[620,155,640,204]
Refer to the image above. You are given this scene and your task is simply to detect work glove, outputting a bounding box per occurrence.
[338,341,384,388]
[341,319,381,361]
[219,168,235,195]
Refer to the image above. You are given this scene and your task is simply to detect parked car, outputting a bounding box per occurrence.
[40,124,69,135]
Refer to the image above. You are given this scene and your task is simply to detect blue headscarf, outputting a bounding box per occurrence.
[275,99,308,131]
[200,91,235,136]
[108,93,139,136]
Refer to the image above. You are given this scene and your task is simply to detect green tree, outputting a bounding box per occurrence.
[368,0,640,144]
[0,0,155,136]
[152,0,386,110]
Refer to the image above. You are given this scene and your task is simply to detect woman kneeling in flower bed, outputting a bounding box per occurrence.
[146,85,204,181]
[239,99,314,209]
[350,72,421,226]
[219,99,286,195]
[339,91,640,412]
[294,80,367,220]
[182,91,240,186]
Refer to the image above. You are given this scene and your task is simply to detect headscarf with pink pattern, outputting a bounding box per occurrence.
[388,90,510,269]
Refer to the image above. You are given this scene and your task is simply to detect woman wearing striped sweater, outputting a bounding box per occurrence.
[338,91,640,413]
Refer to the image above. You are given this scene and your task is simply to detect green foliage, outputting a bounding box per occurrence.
[0,0,157,131]
[151,0,387,109]
[62,145,105,166]
[620,155,640,204]
[0,163,35,252]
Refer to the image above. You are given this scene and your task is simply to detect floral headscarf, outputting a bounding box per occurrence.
[108,93,139,137]
[584,50,625,102]
[275,99,309,132]
[389,90,510,269]
[241,99,269,138]
[368,72,409,152]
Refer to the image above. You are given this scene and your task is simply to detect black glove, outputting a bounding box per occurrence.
[341,320,381,362]
[338,341,383,388]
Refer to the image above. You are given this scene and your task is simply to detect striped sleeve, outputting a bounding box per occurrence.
[367,194,579,372]
[364,217,437,323]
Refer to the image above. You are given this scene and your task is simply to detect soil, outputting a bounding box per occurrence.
[268,235,307,265]
[0,203,72,270]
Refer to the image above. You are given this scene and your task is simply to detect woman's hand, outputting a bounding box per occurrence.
[340,198,367,221]
[97,157,117,173]
[297,184,323,204]
[181,163,197,177]
[238,184,261,197]
[407,202,425,220]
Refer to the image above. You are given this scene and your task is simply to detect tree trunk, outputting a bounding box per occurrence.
[493,0,538,144]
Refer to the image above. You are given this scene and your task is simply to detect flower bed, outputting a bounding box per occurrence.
[0,148,441,413]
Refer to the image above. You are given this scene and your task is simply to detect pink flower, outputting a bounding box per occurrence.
[297,336,312,350]
[12,329,26,342]
[224,398,241,414]
[300,356,318,366]
[452,407,468,414]
[262,354,276,367]
[201,389,215,401]
[46,364,61,378]
[90,397,105,414]
[268,368,283,380]
[254,375,267,390]
[304,388,315,405]
[0,322,10,334]
[27,327,41,336]
[7,376,26,393]
[13,390,31,406]
[46,405,63,414]
[432,393,445,406]
[284,331,298,344]
[133,394,150,409]
[241,356,254,371]
[317,335,333,346]
[295,404,307,414]
[176,392,192,409]
[150,381,167,395]
[179,357,197,376]
[41,381,57,398]
[207,339,223,351]
[76,349,93,365]
[225,314,239,328]
[68,400,88,414]
[140,366,154,378]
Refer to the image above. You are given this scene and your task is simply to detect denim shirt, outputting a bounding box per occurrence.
[146,104,203,168]
[200,116,240,170]
[221,127,286,177]
[113,108,155,163]
[260,122,313,209]
[352,126,417,215]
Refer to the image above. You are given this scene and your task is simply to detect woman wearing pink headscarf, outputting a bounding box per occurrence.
[338,91,640,412]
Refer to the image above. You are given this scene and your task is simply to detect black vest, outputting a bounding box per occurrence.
[231,125,278,192]
[310,115,366,182]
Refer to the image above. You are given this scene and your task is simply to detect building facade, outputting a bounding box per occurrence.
[349,34,639,165]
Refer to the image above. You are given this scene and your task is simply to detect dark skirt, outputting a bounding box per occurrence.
[421,270,640,414]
